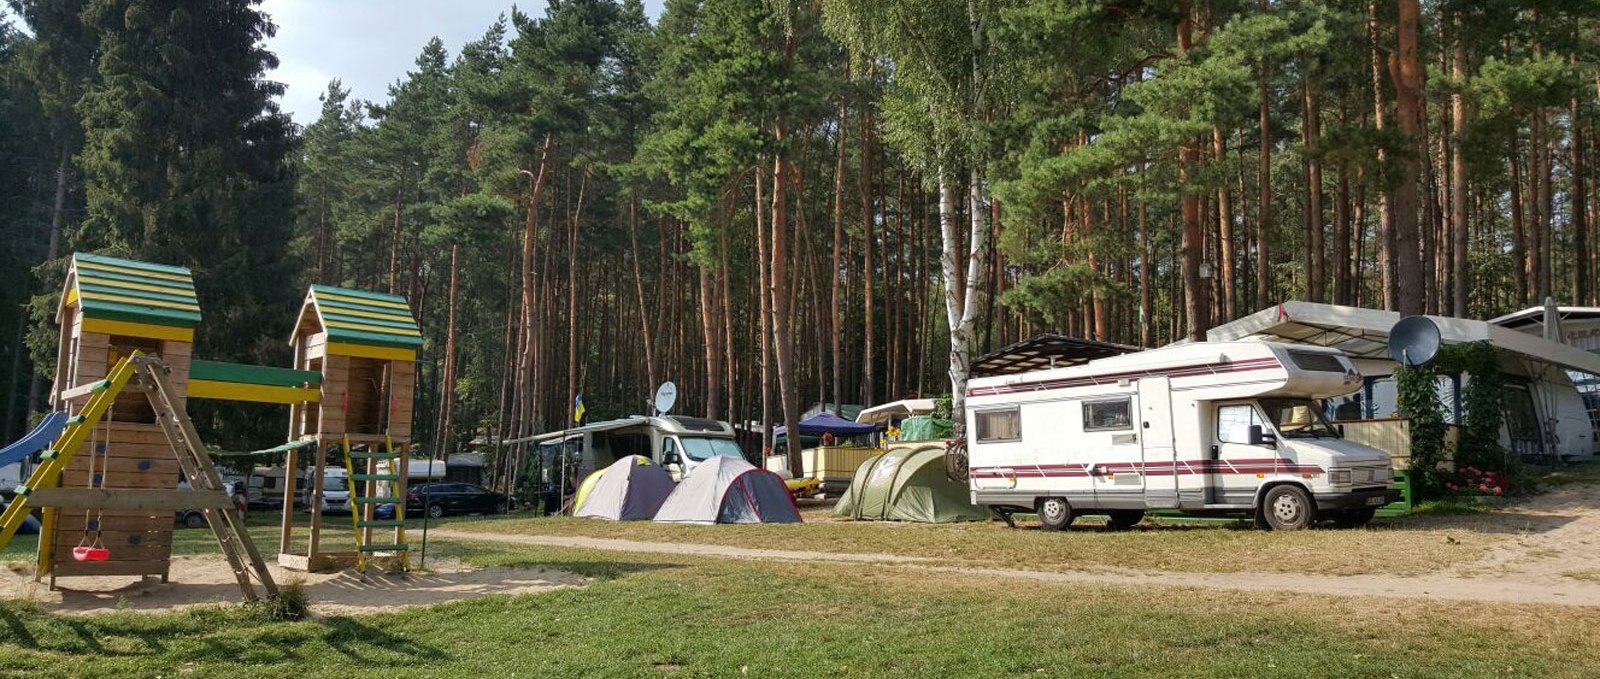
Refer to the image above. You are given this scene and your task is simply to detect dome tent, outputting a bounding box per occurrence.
[833,445,988,523]
[575,456,676,521]
[654,456,802,524]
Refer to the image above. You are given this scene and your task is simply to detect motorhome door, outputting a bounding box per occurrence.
[1138,375,1179,508]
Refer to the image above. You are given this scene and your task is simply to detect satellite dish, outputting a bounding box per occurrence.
[1388,316,1441,366]
[653,381,678,416]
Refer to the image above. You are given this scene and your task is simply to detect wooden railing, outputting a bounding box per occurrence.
[1335,418,1459,470]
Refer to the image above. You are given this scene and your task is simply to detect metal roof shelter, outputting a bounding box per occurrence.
[970,334,1141,378]
[1208,302,1600,376]
[1488,306,1600,330]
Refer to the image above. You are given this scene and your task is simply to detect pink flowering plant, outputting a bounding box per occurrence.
[1442,466,1506,497]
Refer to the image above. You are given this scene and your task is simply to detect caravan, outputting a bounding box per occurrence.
[964,341,1399,530]
[523,415,743,482]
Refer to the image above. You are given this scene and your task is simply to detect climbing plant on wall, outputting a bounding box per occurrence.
[1395,341,1509,498]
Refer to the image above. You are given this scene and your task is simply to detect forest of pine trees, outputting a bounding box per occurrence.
[2,1,1599,472]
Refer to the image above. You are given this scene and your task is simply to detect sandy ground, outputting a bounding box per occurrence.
[429,483,1600,608]
[0,556,586,617]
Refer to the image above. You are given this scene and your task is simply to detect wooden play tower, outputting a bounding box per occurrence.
[280,285,421,572]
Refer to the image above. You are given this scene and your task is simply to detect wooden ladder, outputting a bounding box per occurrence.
[138,356,279,601]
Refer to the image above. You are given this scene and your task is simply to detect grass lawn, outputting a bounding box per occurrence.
[3,540,1599,678]
[434,506,1504,576]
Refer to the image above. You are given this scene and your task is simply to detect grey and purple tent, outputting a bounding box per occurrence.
[574,455,677,521]
[653,456,803,524]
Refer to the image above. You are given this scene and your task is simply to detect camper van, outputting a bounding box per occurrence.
[300,466,351,514]
[964,341,1399,531]
[526,415,741,481]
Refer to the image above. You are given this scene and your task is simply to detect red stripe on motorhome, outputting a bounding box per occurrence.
[965,358,1283,398]
[970,458,1323,479]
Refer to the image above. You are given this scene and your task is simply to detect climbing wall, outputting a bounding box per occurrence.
[44,328,189,581]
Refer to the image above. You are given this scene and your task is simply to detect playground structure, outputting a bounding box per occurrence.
[0,253,420,594]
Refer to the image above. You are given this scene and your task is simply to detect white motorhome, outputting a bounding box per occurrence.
[520,415,743,481]
[965,341,1398,531]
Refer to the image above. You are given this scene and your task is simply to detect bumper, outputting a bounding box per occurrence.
[1314,487,1402,511]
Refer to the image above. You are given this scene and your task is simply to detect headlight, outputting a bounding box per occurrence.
[1330,469,1351,485]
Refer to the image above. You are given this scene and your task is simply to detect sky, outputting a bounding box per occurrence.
[261,0,665,125]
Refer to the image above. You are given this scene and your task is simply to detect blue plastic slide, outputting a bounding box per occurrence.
[0,411,68,468]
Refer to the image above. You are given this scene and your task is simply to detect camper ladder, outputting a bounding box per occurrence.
[141,356,279,599]
[344,434,408,574]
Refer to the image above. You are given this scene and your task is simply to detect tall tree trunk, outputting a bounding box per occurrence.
[1255,0,1272,310]
[1574,77,1592,305]
[755,171,773,454]
[627,199,658,393]
[439,245,460,460]
[1214,127,1236,320]
[770,132,804,476]
[1303,80,1326,302]
[1510,146,1527,304]
[697,267,722,420]
[831,98,847,415]
[1177,4,1208,340]
[1450,16,1471,316]
[1370,2,1398,309]
[860,108,877,408]
[1390,0,1426,315]
[1334,163,1352,305]
[1138,162,1152,347]
[516,134,552,442]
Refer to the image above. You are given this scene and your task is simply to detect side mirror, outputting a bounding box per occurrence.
[1247,425,1276,446]
[662,452,681,466]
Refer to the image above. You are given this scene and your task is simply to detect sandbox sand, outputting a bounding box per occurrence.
[1,555,586,616]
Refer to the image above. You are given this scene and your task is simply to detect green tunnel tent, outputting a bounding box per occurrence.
[833,445,987,523]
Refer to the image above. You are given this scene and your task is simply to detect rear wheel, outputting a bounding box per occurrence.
[1037,497,1074,531]
[1331,508,1376,529]
[495,500,510,515]
[1260,485,1315,531]
[183,512,206,529]
[1105,510,1145,531]
[426,504,445,519]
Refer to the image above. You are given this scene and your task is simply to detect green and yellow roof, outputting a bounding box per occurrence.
[293,285,421,362]
[62,253,201,343]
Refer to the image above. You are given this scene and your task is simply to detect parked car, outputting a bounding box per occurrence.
[175,509,206,528]
[406,482,510,519]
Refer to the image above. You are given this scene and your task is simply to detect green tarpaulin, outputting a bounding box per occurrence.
[897,416,953,442]
[832,444,987,523]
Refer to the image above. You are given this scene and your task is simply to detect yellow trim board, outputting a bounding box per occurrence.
[325,342,416,362]
[64,286,80,307]
[78,276,195,298]
[187,380,321,404]
[316,304,416,324]
[81,318,195,343]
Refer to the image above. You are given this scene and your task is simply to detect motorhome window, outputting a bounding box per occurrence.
[1217,404,1265,444]
[1259,398,1339,439]
[1082,399,1133,431]
[975,409,1021,442]
[1288,350,1346,373]
[680,437,744,461]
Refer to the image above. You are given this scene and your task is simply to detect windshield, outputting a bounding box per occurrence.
[322,475,348,493]
[1259,398,1340,439]
[679,437,744,462]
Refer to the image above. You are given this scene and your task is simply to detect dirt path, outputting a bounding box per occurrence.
[429,488,1600,609]
[1,556,586,616]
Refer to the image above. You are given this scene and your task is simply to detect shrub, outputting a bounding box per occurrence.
[250,580,310,622]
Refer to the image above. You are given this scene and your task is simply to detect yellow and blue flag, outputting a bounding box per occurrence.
[574,394,586,423]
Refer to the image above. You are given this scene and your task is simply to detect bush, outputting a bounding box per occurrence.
[250,580,310,622]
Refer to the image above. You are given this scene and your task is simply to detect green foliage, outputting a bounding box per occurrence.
[248,580,310,622]
[1396,342,1516,499]
[1393,361,1448,496]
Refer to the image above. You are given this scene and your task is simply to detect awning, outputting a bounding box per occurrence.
[971,334,1141,377]
[856,399,937,425]
[1208,301,1600,376]
[774,412,878,438]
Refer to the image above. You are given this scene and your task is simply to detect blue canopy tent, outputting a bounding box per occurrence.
[774,412,878,439]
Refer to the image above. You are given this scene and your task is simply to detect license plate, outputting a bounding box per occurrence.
[1365,496,1385,506]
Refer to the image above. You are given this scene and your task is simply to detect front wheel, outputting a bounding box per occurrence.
[1260,485,1315,531]
[1105,510,1145,531]
[1037,497,1074,531]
